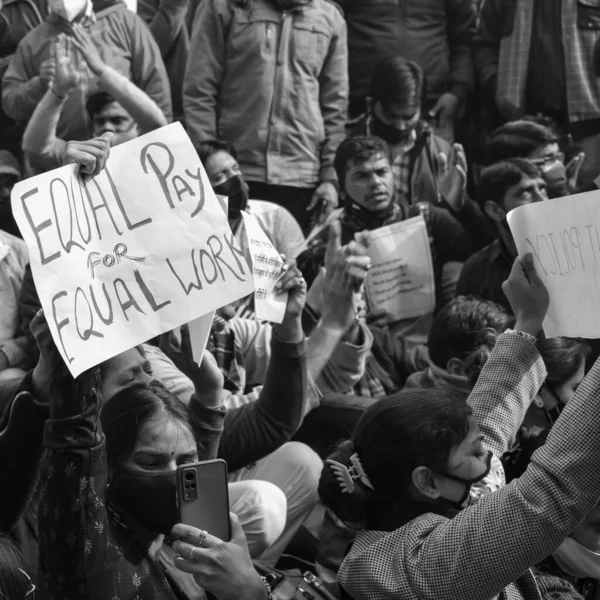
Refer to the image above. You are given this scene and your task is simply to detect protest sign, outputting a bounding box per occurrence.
[174,311,215,366]
[241,212,287,323]
[11,122,254,376]
[360,215,435,322]
[507,190,600,338]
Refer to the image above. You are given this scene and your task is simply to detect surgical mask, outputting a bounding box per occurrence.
[108,467,178,535]
[554,537,600,580]
[437,451,494,509]
[48,0,89,22]
[542,163,569,199]
[212,175,249,222]
[371,116,416,146]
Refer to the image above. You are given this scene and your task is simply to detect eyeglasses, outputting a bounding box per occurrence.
[530,152,565,168]
[18,569,35,598]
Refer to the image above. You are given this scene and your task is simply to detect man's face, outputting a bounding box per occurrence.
[0,174,18,204]
[343,153,395,213]
[92,102,138,147]
[528,142,568,198]
[373,101,421,133]
[100,348,153,403]
[502,175,548,213]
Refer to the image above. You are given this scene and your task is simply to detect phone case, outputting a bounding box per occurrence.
[176,459,231,542]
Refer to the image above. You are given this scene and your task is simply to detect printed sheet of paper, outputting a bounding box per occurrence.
[241,212,287,323]
[11,122,254,376]
[507,190,600,338]
[360,215,435,322]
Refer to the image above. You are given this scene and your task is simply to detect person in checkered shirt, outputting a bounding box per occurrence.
[318,253,600,600]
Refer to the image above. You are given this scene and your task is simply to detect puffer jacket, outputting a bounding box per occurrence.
[339,0,475,112]
[2,2,172,142]
[183,0,348,188]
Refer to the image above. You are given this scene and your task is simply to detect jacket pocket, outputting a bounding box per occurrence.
[578,0,600,30]
[293,22,329,72]
[500,0,517,37]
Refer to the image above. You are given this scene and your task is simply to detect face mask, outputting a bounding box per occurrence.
[48,0,88,21]
[212,175,249,222]
[371,116,416,146]
[108,467,178,535]
[437,450,494,509]
[554,537,600,579]
[542,163,569,199]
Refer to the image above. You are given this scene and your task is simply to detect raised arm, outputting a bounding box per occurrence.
[71,25,168,134]
[218,267,308,472]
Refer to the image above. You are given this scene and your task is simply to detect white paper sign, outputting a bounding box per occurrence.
[174,311,215,365]
[241,212,287,323]
[507,190,600,338]
[360,215,435,322]
[11,123,254,376]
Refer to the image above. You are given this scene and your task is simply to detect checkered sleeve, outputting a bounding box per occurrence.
[340,352,600,600]
[467,331,546,458]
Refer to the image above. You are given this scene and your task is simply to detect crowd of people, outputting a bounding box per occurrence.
[2,0,600,599]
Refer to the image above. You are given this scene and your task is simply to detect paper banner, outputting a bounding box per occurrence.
[507,190,600,337]
[241,212,287,323]
[11,122,254,376]
[360,215,435,322]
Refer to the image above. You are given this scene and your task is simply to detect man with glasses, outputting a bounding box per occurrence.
[486,119,587,199]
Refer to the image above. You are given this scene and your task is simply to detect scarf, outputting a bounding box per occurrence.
[206,315,245,394]
[339,201,401,240]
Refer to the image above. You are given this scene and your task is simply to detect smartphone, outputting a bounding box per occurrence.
[176,459,231,542]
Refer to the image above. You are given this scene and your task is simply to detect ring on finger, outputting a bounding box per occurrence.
[187,546,196,561]
[197,529,208,547]
[297,276,304,285]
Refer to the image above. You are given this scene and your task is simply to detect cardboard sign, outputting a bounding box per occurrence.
[360,215,435,322]
[507,190,600,337]
[241,212,287,323]
[12,123,254,376]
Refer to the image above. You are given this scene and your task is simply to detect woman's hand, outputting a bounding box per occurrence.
[273,256,307,342]
[70,23,106,77]
[63,132,112,177]
[172,514,267,600]
[30,309,61,404]
[160,326,224,406]
[52,33,81,96]
[438,143,468,211]
[502,253,550,337]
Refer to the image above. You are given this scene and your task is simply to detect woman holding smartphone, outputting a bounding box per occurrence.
[36,263,307,600]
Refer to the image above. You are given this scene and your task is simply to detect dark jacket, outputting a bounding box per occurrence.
[340,0,475,111]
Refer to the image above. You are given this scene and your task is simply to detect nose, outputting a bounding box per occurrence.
[140,371,154,386]
[533,186,548,203]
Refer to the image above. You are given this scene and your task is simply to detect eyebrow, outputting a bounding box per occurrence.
[471,434,485,446]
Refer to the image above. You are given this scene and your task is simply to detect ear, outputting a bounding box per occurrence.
[446,357,465,376]
[411,466,442,500]
[484,200,506,223]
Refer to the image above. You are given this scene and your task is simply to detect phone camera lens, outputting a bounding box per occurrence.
[185,471,195,481]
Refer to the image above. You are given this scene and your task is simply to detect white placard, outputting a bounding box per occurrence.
[11,123,254,376]
[507,190,600,338]
[360,215,435,322]
[241,212,287,323]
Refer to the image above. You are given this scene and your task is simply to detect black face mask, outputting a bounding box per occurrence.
[436,450,493,509]
[108,467,179,535]
[212,175,249,222]
[371,116,415,146]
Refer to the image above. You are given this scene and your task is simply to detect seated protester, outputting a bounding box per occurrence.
[404,296,511,398]
[318,254,600,600]
[0,533,35,599]
[0,227,29,381]
[522,337,591,429]
[38,331,272,600]
[2,0,172,144]
[299,136,483,345]
[457,159,548,312]
[486,119,586,198]
[198,140,306,261]
[0,149,22,238]
[22,28,167,173]
[347,55,492,234]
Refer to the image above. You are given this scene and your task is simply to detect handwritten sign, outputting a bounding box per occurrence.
[12,123,254,376]
[507,190,600,337]
[360,215,435,322]
[241,212,287,323]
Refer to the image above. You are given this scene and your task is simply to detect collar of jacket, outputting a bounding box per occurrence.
[265,0,309,11]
